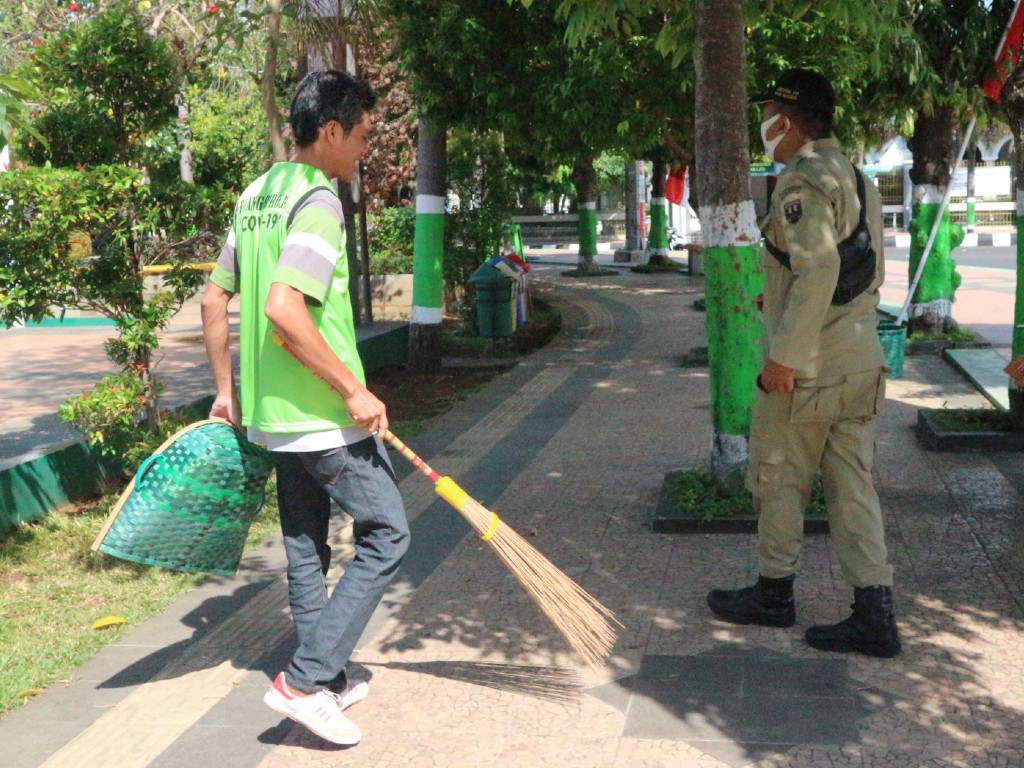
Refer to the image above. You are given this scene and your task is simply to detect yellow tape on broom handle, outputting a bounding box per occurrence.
[434,477,501,541]
[480,512,500,542]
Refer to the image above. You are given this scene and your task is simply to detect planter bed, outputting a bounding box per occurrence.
[917,408,1024,452]
[650,470,829,534]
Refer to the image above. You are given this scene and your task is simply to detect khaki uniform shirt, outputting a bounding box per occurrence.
[759,138,886,380]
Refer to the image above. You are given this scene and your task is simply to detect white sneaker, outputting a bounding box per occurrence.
[334,678,369,711]
[264,673,361,745]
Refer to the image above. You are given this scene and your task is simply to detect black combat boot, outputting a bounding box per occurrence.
[805,586,901,658]
[706,575,796,627]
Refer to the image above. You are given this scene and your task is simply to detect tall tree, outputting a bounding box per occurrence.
[388,0,668,275]
[409,119,446,372]
[694,0,762,480]
[142,2,242,183]
[992,1,1024,429]
[556,0,910,478]
[647,157,671,265]
[900,2,1001,334]
[1001,68,1024,428]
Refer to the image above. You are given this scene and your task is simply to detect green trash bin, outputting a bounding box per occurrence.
[877,320,907,379]
[469,262,516,337]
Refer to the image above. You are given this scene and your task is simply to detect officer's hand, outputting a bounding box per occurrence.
[758,360,795,393]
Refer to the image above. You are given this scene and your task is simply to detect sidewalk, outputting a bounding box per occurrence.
[0,300,213,467]
[2,257,1023,767]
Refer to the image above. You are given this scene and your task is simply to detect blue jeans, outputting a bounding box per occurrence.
[272,437,410,694]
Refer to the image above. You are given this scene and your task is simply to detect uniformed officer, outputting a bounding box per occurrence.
[706,69,901,658]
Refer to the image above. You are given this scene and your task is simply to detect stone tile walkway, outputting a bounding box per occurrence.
[2,259,1022,767]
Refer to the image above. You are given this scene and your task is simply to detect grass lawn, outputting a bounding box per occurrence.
[0,482,280,715]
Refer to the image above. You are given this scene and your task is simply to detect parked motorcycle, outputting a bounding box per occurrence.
[667,226,687,251]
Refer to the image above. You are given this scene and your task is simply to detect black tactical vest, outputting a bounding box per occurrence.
[764,165,877,306]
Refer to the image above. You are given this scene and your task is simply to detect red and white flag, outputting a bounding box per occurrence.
[665,166,687,206]
[983,0,1024,100]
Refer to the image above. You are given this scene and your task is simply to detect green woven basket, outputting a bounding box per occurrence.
[877,320,907,379]
[92,419,274,576]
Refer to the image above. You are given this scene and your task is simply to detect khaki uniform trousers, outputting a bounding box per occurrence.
[748,367,894,587]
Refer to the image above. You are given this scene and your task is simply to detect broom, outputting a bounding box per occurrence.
[382,429,619,668]
[270,331,619,668]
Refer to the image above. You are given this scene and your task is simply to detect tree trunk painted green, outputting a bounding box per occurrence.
[647,158,670,265]
[410,119,446,372]
[999,58,1024,429]
[705,239,764,432]
[907,107,963,334]
[695,0,762,481]
[907,185,964,332]
[966,137,976,234]
[571,160,601,274]
[1012,188,1024,428]
[651,201,667,252]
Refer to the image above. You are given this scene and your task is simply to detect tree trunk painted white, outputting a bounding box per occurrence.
[695,0,763,483]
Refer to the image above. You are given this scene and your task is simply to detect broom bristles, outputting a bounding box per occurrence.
[457,495,619,669]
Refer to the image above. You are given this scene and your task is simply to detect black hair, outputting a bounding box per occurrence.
[778,102,833,139]
[289,70,377,148]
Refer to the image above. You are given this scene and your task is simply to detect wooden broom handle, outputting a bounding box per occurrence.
[380,430,440,483]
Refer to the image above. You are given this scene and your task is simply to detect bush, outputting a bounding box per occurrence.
[0,166,225,327]
[144,85,272,191]
[188,86,273,190]
[665,470,826,521]
[0,164,224,466]
[368,206,415,274]
[58,374,189,471]
[17,3,179,167]
[445,129,518,293]
[147,181,235,262]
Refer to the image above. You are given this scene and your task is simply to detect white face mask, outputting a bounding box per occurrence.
[760,113,787,161]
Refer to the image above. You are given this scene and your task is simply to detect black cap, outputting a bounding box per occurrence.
[754,68,835,114]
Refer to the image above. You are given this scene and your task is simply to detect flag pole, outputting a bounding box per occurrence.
[896,118,976,325]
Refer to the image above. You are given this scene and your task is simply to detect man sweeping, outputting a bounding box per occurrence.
[201,70,410,745]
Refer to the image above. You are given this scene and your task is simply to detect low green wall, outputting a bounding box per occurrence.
[0,324,409,532]
[0,443,123,531]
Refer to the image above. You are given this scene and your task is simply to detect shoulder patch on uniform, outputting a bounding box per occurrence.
[784,198,803,224]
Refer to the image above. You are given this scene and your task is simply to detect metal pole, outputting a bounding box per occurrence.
[897,115,976,325]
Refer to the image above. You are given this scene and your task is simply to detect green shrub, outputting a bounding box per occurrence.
[907,326,976,343]
[17,3,179,167]
[446,129,518,293]
[188,86,273,189]
[0,164,221,466]
[57,374,194,471]
[147,181,234,261]
[144,85,272,191]
[930,407,1015,432]
[665,469,826,521]
[368,206,416,274]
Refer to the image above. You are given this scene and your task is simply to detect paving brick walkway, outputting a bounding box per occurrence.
[2,259,1023,768]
